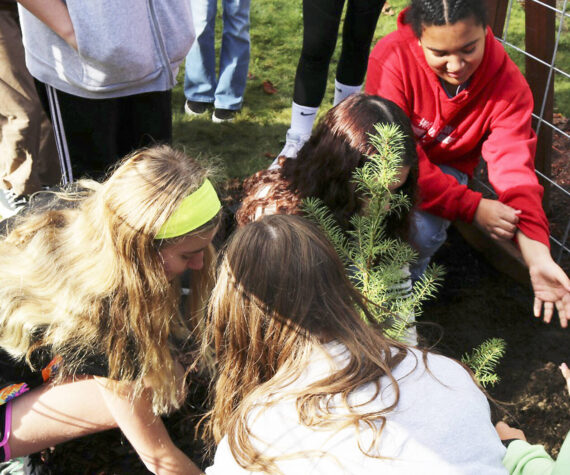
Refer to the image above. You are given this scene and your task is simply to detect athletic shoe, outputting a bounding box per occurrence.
[212,108,238,123]
[269,131,310,169]
[184,100,209,116]
[0,189,27,220]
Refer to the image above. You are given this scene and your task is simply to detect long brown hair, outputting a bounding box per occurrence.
[0,145,218,414]
[205,215,410,472]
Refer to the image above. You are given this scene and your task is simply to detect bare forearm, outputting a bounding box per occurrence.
[517,231,550,267]
[139,444,203,475]
[17,0,77,49]
[95,379,203,475]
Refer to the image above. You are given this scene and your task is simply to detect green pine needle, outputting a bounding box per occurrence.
[461,338,507,388]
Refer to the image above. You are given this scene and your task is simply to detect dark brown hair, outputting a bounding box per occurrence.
[237,94,418,239]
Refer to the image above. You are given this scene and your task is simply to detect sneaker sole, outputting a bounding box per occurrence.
[211,113,236,124]
[184,102,209,116]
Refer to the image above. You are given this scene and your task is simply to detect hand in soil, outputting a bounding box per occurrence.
[495,421,527,442]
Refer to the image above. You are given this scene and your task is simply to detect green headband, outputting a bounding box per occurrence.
[155,179,221,240]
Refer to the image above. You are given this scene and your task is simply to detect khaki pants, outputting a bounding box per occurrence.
[0,8,60,195]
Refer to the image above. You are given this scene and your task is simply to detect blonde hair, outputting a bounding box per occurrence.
[205,215,410,472]
[0,145,217,414]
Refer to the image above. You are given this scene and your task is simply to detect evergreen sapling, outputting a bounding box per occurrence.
[303,123,505,386]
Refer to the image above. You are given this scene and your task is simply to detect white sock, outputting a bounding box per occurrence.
[289,102,318,137]
[333,80,361,106]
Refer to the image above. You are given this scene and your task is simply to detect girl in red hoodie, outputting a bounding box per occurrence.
[365,0,570,328]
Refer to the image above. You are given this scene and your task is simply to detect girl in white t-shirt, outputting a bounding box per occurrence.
[203,214,507,474]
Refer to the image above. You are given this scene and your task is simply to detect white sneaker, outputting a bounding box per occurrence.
[269,131,310,169]
[0,189,27,220]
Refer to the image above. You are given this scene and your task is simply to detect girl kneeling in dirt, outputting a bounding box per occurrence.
[203,214,507,474]
[365,0,570,327]
[0,146,218,474]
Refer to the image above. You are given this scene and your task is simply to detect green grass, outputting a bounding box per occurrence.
[173,0,569,177]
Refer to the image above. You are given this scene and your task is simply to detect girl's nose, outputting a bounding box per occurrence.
[447,55,464,72]
[186,251,205,270]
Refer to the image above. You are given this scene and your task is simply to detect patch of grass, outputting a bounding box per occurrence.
[173,0,408,178]
[173,0,569,178]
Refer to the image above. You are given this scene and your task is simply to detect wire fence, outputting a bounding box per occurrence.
[476,0,570,271]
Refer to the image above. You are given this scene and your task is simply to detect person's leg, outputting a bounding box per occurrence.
[36,113,61,187]
[213,0,251,114]
[293,0,345,108]
[409,165,469,281]
[0,9,43,198]
[276,0,345,161]
[184,0,218,112]
[117,90,172,159]
[8,378,117,459]
[334,0,384,106]
[37,82,120,181]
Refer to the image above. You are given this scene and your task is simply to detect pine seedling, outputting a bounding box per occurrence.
[303,123,443,343]
[303,123,505,387]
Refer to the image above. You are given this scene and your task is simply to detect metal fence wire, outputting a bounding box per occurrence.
[476,0,570,271]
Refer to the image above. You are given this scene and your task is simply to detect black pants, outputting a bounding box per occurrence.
[35,81,172,181]
[293,0,385,107]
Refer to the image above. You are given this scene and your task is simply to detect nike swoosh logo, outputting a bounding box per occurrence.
[300,112,316,116]
[336,87,342,92]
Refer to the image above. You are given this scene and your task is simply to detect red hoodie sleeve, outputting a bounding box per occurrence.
[481,75,550,247]
[416,145,482,222]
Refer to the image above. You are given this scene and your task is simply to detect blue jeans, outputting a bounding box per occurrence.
[409,165,469,281]
[184,0,251,110]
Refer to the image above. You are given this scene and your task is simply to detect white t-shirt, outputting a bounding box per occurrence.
[206,344,507,475]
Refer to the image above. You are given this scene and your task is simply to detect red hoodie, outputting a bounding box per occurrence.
[365,9,549,247]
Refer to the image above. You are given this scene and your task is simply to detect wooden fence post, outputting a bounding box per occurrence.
[486,0,508,36]
[525,0,555,211]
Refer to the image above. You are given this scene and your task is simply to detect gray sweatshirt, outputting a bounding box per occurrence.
[18,0,194,99]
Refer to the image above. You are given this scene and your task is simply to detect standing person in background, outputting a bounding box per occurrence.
[0,0,60,219]
[365,0,570,326]
[183,0,251,123]
[274,0,386,163]
[16,0,195,181]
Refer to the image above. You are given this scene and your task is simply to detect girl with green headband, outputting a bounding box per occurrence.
[0,145,219,473]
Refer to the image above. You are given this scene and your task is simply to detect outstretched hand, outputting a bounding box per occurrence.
[517,232,570,328]
[474,198,521,241]
[528,258,570,328]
